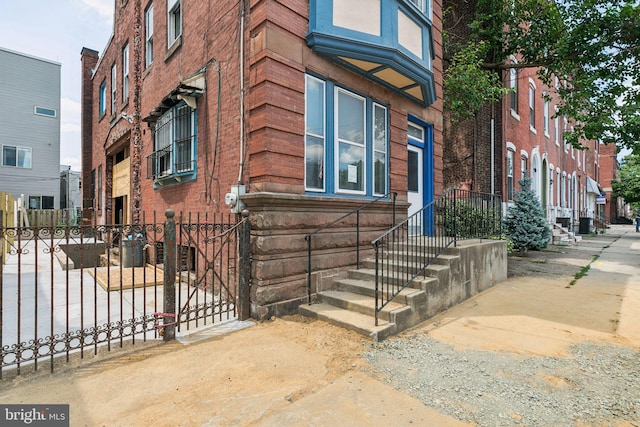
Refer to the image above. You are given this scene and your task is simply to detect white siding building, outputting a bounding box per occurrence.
[0,47,61,209]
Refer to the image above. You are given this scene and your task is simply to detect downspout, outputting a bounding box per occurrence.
[237,0,246,185]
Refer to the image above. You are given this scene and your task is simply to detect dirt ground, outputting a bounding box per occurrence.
[1,231,638,426]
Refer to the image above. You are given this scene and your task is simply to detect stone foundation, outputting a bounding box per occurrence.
[242,192,406,320]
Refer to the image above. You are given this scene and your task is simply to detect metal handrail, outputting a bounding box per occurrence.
[304,192,397,304]
[371,189,502,325]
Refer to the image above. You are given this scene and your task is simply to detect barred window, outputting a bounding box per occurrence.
[147,102,196,183]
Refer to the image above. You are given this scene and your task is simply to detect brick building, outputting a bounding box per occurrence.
[81,0,443,319]
[443,0,612,232]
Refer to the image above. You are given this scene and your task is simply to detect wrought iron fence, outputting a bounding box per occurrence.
[0,210,249,377]
[371,189,502,325]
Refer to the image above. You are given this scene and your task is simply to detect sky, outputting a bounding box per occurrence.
[0,0,114,171]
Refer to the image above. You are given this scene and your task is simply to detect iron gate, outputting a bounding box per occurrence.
[0,209,250,377]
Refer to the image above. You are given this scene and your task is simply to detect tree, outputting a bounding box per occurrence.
[612,153,640,206]
[503,177,551,253]
[444,0,640,151]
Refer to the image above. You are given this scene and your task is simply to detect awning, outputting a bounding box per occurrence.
[142,70,205,123]
[586,176,602,195]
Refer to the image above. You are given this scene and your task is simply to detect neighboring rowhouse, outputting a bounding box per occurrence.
[442,0,610,232]
[0,47,61,211]
[81,0,443,319]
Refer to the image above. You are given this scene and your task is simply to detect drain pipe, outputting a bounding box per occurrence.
[237,0,246,185]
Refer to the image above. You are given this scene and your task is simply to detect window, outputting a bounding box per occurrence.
[554,106,559,144]
[28,196,54,210]
[556,170,561,206]
[528,82,536,130]
[304,74,388,196]
[506,150,514,201]
[543,97,549,136]
[147,102,196,182]
[521,156,527,179]
[509,68,518,113]
[34,106,56,117]
[167,0,182,47]
[99,79,107,117]
[305,75,325,191]
[372,104,388,195]
[549,166,554,206]
[111,63,117,114]
[2,145,32,168]
[336,88,366,193]
[561,173,566,208]
[145,4,154,67]
[408,0,430,15]
[122,43,129,103]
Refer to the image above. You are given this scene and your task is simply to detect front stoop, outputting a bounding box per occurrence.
[299,249,460,342]
[299,239,507,341]
[552,224,582,245]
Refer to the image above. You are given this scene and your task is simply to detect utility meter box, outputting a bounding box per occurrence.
[225,185,246,214]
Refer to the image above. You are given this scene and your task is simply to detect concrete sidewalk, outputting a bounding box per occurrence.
[0,225,638,426]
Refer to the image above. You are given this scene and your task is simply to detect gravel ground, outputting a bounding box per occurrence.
[363,232,640,427]
[363,335,640,426]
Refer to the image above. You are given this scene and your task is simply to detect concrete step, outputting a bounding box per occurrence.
[298,302,396,342]
[317,290,412,324]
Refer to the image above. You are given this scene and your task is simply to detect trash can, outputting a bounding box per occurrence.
[121,234,144,267]
[578,217,591,234]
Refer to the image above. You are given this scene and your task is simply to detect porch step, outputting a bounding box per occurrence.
[298,302,396,342]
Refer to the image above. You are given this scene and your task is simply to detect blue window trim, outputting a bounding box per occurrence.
[307,0,435,106]
[305,73,389,200]
[408,114,434,234]
[99,80,107,117]
[150,102,198,189]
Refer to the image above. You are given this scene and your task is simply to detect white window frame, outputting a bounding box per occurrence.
[520,150,528,180]
[2,145,32,168]
[304,74,326,192]
[34,106,57,117]
[122,43,129,103]
[111,63,117,114]
[407,0,431,16]
[145,4,154,67]
[372,103,388,196]
[528,80,536,132]
[554,106,559,145]
[335,87,366,195]
[509,67,518,115]
[167,0,182,47]
[506,149,514,201]
[543,96,549,137]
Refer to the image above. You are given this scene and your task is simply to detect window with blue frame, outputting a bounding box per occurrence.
[147,102,196,184]
[99,80,107,117]
[305,74,388,197]
[407,0,430,16]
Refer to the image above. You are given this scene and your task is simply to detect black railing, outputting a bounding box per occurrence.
[304,192,397,304]
[371,189,502,325]
[0,210,250,377]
